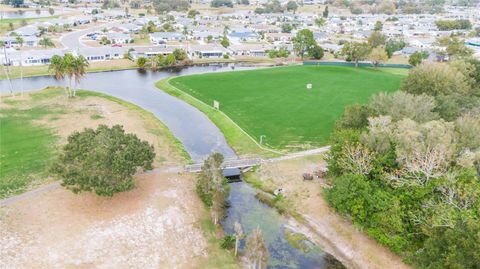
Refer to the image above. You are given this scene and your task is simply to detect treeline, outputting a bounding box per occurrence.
[151,0,190,13]
[435,19,472,31]
[326,58,480,268]
[135,49,189,70]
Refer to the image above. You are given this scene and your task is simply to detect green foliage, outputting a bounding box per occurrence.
[268,47,290,58]
[286,0,298,12]
[281,23,293,33]
[415,220,480,269]
[165,53,176,66]
[435,19,472,30]
[341,42,371,66]
[187,9,199,18]
[401,63,471,96]
[385,39,406,58]
[254,0,283,13]
[336,104,374,130]
[39,37,54,48]
[211,0,234,7]
[368,31,386,48]
[136,56,147,69]
[172,48,187,61]
[196,153,226,206]
[328,59,480,268]
[51,125,155,196]
[220,235,236,250]
[152,0,189,13]
[220,36,230,48]
[292,29,319,59]
[408,51,429,66]
[322,5,329,18]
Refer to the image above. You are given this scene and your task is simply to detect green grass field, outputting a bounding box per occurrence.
[0,88,190,199]
[170,65,405,150]
[0,104,59,198]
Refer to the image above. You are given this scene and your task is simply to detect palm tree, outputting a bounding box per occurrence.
[63,53,76,97]
[15,36,24,48]
[39,37,54,48]
[49,55,68,96]
[72,55,89,96]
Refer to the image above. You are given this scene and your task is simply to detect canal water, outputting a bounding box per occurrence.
[0,65,346,268]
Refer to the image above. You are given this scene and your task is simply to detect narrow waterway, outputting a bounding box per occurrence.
[1,65,346,268]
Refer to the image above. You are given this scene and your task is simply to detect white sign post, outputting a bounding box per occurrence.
[213,100,220,110]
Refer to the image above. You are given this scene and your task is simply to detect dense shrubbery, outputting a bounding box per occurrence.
[326,59,480,268]
[51,125,155,196]
[435,19,472,30]
[211,0,233,7]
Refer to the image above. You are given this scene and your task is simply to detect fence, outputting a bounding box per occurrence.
[303,61,412,69]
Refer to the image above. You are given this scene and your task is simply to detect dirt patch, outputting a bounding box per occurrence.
[22,90,184,167]
[0,172,208,269]
[252,155,411,269]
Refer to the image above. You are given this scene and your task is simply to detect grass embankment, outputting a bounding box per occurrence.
[0,59,137,80]
[196,218,241,269]
[167,65,405,151]
[0,15,59,34]
[156,78,280,158]
[0,87,189,199]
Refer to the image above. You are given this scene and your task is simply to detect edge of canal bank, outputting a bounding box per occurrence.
[155,77,284,159]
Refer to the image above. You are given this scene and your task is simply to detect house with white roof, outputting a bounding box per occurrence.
[150,32,185,44]
[229,43,274,57]
[106,32,133,44]
[77,47,126,61]
[129,46,179,59]
[188,44,229,58]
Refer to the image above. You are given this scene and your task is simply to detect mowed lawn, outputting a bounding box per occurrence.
[170,65,405,150]
[0,106,58,198]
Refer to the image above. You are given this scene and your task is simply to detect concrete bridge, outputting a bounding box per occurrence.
[183,146,331,173]
[184,157,263,173]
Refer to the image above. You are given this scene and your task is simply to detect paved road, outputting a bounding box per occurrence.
[60,22,117,50]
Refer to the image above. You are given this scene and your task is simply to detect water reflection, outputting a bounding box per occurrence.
[223,182,345,269]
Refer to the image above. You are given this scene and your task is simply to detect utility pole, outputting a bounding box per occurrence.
[2,46,15,96]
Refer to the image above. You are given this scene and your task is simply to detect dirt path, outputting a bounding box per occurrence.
[250,155,411,269]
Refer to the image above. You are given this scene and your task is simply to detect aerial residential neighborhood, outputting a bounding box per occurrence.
[1,0,480,268]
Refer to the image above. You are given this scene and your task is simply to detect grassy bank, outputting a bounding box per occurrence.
[156,78,280,158]
[169,65,404,151]
[0,87,190,199]
[0,59,137,80]
[0,15,59,34]
[195,217,240,269]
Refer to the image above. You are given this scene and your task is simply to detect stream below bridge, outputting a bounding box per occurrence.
[0,64,345,268]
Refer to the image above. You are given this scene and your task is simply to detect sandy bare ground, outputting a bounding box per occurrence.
[0,173,207,269]
[1,90,210,268]
[253,155,411,269]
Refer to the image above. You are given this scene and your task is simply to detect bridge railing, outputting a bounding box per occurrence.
[184,157,264,173]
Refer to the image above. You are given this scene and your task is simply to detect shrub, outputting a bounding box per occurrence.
[51,125,155,196]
